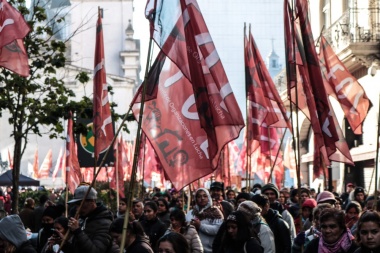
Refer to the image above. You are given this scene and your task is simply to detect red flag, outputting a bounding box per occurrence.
[93,10,114,159]
[246,29,291,130]
[7,149,13,170]
[0,0,30,48]
[39,149,52,179]
[0,39,29,76]
[319,36,371,134]
[66,113,82,194]
[136,1,244,189]
[283,138,296,172]
[110,137,126,197]
[284,0,353,177]
[52,147,65,182]
[32,148,39,179]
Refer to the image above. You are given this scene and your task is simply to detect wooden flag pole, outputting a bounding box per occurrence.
[374,94,380,210]
[268,128,287,183]
[115,137,120,209]
[243,23,250,190]
[286,0,303,236]
[119,36,155,253]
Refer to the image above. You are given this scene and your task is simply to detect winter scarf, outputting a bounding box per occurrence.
[318,229,354,253]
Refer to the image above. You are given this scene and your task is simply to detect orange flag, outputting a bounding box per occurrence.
[32,149,39,179]
[39,149,52,179]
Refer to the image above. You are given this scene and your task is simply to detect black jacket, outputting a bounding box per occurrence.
[139,217,167,250]
[219,237,263,253]
[304,237,358,253]
[353,246,380,253]
[15,241,37,253]
[71,204,114,253]
[125,236,154,253]
[263,208,291,253]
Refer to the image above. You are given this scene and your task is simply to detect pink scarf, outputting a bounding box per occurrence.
[318,229,354,253]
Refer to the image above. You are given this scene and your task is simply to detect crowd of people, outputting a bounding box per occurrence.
[0,181,379,253]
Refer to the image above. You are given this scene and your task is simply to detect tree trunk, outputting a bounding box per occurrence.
[11,138,22,214]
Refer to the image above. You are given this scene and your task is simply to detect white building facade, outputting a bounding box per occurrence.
[0,0,141,186]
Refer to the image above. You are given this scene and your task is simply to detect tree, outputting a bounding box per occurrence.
[0,0,93,213]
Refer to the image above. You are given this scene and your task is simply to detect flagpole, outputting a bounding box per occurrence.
[287,0,303,234]
[141,135,146,199]
[268,128,287,183]
[118,37,155,253]
[115,139,120,209]
[244,23,251,191]
[374,94,380,210]
[268,128,272,183]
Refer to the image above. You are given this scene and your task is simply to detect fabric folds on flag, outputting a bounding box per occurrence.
[0,1,30,76]
[137,0,244,189]
[66,113,82,194]
[319,36,371,135]
[39,149,52,179]
[0,39,29,77]
[0,0,30,48]
[52,147,65,182]
[93,11,114,159]
[110,137,126,198]
[7,149,13,170]
[284,0,353,177]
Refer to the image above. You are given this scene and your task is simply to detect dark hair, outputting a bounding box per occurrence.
[319,208,346,231]
[251,194,269,208]
[109,219,145,237]
[345,201,362,214]
[169,208,186,226]
[356,211,380,245]
[226,190,236,199]
[157,197,169,212]
[54,217,69,231]
[157,231,189,253]
[144,201,158,212]
[221,211,259,248]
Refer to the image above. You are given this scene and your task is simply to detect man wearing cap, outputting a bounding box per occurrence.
[67,185,115,253]
[210,181,234,220]
[353,186,366,208]
[262,183,296,244]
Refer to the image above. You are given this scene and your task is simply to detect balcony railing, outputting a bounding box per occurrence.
[323,8,380,53]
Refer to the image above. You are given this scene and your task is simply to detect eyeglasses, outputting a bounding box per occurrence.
[320,224,338,230]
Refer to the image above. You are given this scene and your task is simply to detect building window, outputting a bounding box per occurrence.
[271,59,277,68]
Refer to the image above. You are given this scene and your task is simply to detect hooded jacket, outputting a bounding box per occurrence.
[186,188,223,253]
[0,215,36,253]
[71,203,114,253]
[263,208,291,253]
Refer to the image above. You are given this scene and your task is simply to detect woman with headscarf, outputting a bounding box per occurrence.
[185,188,223,253]
[304,208,358,253]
